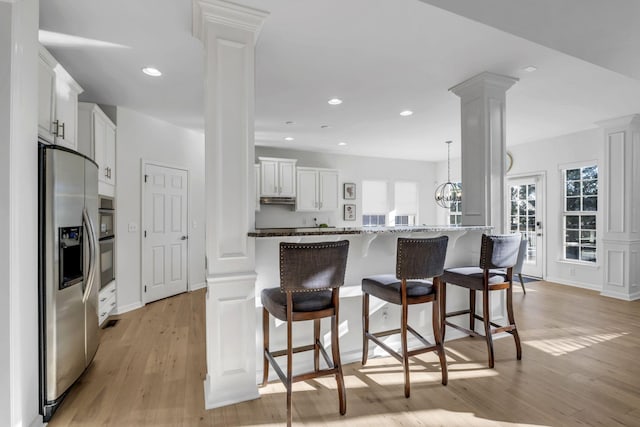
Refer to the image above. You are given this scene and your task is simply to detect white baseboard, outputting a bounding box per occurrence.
[204,374,260,410]
[189,281,207,291]
[544,276,601,292]
[600,289,640,301]
[114,301,144,315]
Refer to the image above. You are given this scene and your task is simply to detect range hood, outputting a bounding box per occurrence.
[260,196,296,206]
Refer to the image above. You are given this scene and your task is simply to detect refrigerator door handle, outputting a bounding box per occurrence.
[82,207,97,304]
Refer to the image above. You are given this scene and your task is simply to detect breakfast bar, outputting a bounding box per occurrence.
[249,225,501,379]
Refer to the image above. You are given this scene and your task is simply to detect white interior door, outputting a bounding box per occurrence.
[143,163,188,303]
[508,175,545,278]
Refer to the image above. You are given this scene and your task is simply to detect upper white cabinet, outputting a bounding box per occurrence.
[78,103,117,196]
[296,167,339,212]
[38,46,83,149]
[259,157,297,197]
[254,164,261,211]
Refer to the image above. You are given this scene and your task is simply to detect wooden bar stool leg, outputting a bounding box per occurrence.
[400,282,410,398]
[332,294,346,415]
[440,282,447,342]
[262,307,269,386]
[507,281,522,360]
[286,298,293,427]
[482,288,494,368]
[518,273,526,294]
[469,289,476,336]
[362,293,369,365]
[433,279,448,385]
[314,318,321,372]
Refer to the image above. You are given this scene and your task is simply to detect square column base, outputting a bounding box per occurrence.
[203,272,260,409]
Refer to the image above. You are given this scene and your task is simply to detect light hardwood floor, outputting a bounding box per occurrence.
[49,282,640,426]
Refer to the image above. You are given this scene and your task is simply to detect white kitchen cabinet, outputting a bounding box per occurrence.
[37,46,83,149]
[78,103,117,196]
[259,157,297,197]
[296,167,339,212]
[254,164,261,211]
[98,281,117,326]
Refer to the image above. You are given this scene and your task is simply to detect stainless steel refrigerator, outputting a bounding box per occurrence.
[38,143,100,421]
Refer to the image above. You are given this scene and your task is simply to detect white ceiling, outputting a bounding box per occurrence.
[39,0,640,161]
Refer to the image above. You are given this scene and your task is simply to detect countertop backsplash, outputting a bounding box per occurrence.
[255,204,339,229]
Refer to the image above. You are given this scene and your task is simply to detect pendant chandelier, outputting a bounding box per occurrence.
[434,140,462,209]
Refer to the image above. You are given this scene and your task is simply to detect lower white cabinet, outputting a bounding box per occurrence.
[98,281,117,326]
[296,167,339,212]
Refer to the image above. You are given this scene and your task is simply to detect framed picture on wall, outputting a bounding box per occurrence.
[344,204,356,221]
[343,183,356,200]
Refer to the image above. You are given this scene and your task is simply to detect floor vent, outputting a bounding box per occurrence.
[103,319,119,329]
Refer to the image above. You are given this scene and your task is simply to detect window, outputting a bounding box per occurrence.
[563,165,598,263]
[362,214,386,226]
[448,182,462,225]
[394,182,417,226]
[362,180,387,226]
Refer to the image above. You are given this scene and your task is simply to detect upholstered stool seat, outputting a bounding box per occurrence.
[440,234,522,369]
[361,236,449,398]
[261,288,333,321]
[362,274,434,304]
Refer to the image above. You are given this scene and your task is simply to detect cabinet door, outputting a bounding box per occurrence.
[261,160,278,196]
[278,161,296,197]
[319,170,339,211]
[54,79,79,150]
[105,124,116,185]
[296,169,318,211]
[37,57,56,143]
[254,164,261,211]
[93,113,107,183]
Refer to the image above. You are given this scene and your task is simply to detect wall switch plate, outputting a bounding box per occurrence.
[128,222,138,232]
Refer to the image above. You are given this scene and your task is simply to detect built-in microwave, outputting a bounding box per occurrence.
[98,196,114,239]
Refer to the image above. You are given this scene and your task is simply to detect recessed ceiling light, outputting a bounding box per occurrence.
[400,110,413,117]
[338,142,347,146]
[284,137,294,141]
[142,67,162,77]
[328,98,343,105]
[523,65,537,73]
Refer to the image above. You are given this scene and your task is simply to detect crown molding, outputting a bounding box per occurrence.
[449,71,519,97]
[193,0,269,43]
[595,114,640,130]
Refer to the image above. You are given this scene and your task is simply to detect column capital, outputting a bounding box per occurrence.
[596,114,640,130]
[192,0,269,43]
[449,71,519,99]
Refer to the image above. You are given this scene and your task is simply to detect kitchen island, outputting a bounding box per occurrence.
[250,225,504,381]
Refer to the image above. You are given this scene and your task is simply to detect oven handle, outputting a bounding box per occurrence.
[82,207,98,304]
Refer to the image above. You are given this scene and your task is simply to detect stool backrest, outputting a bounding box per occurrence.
[479,234,521,270]
[513,238,528,275]
[396,236,448,280]
[279,240,350,293]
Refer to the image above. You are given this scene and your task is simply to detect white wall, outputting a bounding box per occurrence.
[255,147,441,228]
[115,107,206,312]
[1,0,41,426]
[508,128,604,289]
[435,128,606,290]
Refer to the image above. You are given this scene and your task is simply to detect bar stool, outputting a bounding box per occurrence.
[261,240,350,426]
[440,233,522,368]
[361,236,449,398]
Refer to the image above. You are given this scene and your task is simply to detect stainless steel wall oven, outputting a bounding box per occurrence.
[98,196,115,289]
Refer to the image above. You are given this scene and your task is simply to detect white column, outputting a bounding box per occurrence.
[449,72,518,232]
[192,0,268,408]
[598,115,640,301]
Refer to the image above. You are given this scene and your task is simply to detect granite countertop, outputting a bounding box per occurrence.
[248,225,492,237]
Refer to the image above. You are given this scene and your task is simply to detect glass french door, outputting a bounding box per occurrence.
[508,175,544,278]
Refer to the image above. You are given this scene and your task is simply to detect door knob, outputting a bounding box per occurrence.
[181,236,188,240]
